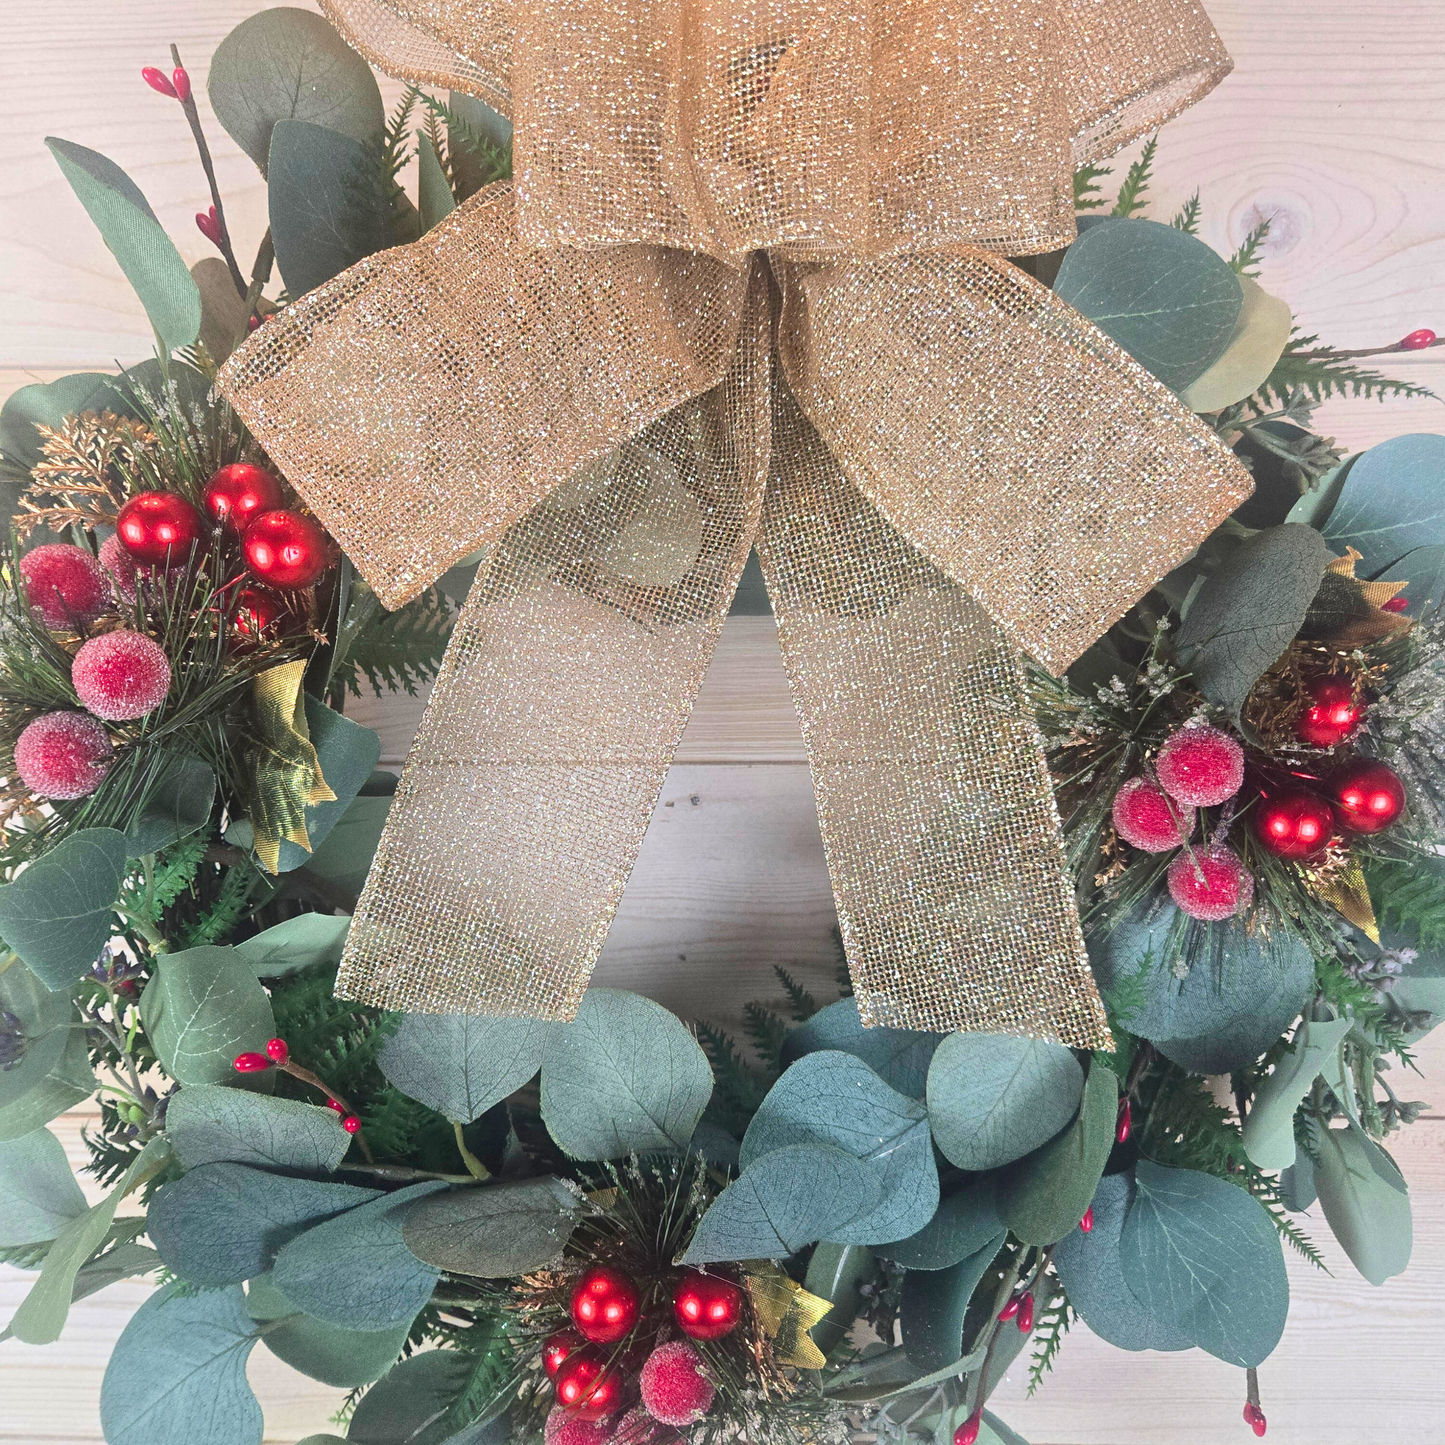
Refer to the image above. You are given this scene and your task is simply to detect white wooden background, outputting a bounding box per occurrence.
[3,2,1444,1442]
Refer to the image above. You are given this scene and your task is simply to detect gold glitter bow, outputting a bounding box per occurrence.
[219,0,1253,1045]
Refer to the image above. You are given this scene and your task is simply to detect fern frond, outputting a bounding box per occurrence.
[180,862,256,948]
[1027,1287,1074,1395]
[1255,332,1439,409]
[416,93,513,186]
[1073,162,1112,212]
[1366,853,1445,948]
[1170,191,1202,235]
[1110,136,1158,218]
[332,586,453,698]
[1229,216,1272,276]
[743,1002,788,1072]
[695,1019,770,1131]
[773,965,818,1022]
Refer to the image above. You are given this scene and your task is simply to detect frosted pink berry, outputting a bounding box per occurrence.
[612,1408,682,1444]
[71,631,171,720]
[1155,723,1244,807]
[13,712,114,799]
[19,544,107,629]
[543,1409,614,1445]
[1167,843,1254,922]
[1111,776,1192,851]
[99,533,140,605]
[639,1341,714,1427]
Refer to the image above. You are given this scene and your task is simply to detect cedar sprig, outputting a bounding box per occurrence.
[15,412,151,538]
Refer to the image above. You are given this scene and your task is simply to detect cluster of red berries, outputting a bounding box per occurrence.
[539,1265,744,1442]
[231,1038,362,1134]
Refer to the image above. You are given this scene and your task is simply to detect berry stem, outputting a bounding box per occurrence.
[275,1058,374,1161]
[451,1119,491,1180]
[1289,336,1440,361]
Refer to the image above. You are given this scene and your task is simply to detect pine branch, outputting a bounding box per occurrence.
[1110,136,1158,218]
[1366,853,1445,948]
[1229,217,1271,276]
[416,93,513,187]
[1255,331,1439,409]
[773,965,818,1022]
[1170,191,1202,235]
[1072,162,1112,212]
[331,586,452,698]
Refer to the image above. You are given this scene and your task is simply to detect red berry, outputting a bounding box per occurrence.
[233,1052,272,1072]
[953,1411,983,1445]
[99,534,141,605]
[1243,1404,1260,1424]
[1295,675,1363,748]
[1167,843,1253,921]
[1400,328,1437,351]
[1252,1413,1267,1438]
[610,1406,683,1445]
[554,1349,623,1420]
[543,1408,615,1445]
[71,631,171,721]
[672,1271,744,1340]
[1382,595,1410,614]
[141,66,177,97]
[638,1341,715,1427]
[204,463,285,534]
[998,1295,1020,1322]
[341,1115,362,1134]
[1252,791,1335,861]
[1111,775,1192,851]
[325,1098,345,1113]
[171,67,192,103]
[1116,1098,1133,1144]
[19,544,108,629]
[115,492,205,566]
[569,1266,640,1344]
[13,712,114,800]
[265,1037,289,1064]
[1155,724,1245,807]
[242,510,329,589]
[542,1329,583,1379]
[1079,1206,1094,1233]
[196,210,223,247]
[1016,1292,1034,1333]
[1327,759,1405,834]
[232,586,286,646]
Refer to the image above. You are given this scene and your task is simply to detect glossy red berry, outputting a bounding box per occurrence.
[1252,791,1335,861]
[242,510,329,589]
[141,66,177,97]
[265,1037,289,1064]
[233,1052,272,1072]
[1295,675,1363,748]
[953,1413,983,1445]
[1327,759,1405,834]
[1156,723,1245,807]
[204,463,285,534]
[542,1329,583,1379]
[569,1265,640,1343]
[341,1115,362,1134]
[232,586,285,646]
[116,491,205,567]
[1111,775,1191,852]
[1382,594,1410,614]
[998,1295,1020,1322]
[196,208,223,247]
[672,1271,744,1340]
[554,1349,622,1420]
[325,1099,345,1114]
[1399,328,1437,351]
[1079,1206,1095,1233]
[171,67,192,103]
[1016,1292,1034,1333]
[1116,1098,1133,1144]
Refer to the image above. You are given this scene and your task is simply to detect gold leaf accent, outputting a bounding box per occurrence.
[247,659,336,873]
[1313,856,1380,944]
[745,1263,834,1370]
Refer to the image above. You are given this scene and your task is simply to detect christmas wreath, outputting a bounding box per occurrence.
[2,9,1444,1445]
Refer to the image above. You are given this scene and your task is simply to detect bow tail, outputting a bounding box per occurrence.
[334,267,773,1015]
[756,369,1111,1047]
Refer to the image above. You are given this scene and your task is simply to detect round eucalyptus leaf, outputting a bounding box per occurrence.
[899,1231,1007,1371]
[166,1085,351,1174]
[0,959,76,1110]
[1180,277,1293,414]
[1241,1016,1353,1171]
[246,1275,409,1387]
[400,1177,580,1277]
[140,947,276,1086]
[0,1127,87,1246]
[873,1177,1003,1271]
[1323,433,1445,577]
[782,997,942,1097]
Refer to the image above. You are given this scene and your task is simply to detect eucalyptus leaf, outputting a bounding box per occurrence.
[166,1084,351,1173]
[1175,524,1331,717]
[45,139,202,352]
[347,1351,476,1445]
[1285,454,1356,530]
[782,997,942,1097]
[1242,1016,1354,1170]
[540,989,712,1160]
[1312,1124,1412,1286]
[0,371,127,477]
[208,7,384,173]
[0,827,128,990]
[70,1242,162,1307]
[1179,277,1293,414]
[100,1284,263,1445]
[1119,1160,1288,1367]
[418,135,457,231]
[140,946,276,1085]
[900,1232,1007,1371]
[926,1032,1083,1171]
[741,1050,938,1244]
[148,1162,378,1285]
[1323,433,1445,576]
[0,1023,95,1141]
[999,1062,1116,1247]
[271,1180,446,1328]
[1053,218,1242,391]
[1379,544,1445,622]
[193,257,253,365]
[682,1144,881,1264]
[1052,1172,1191,1353]
[873,1177,1004,1271]
[381,1012,558,1123]
[804,1242,875,1354]
[0,958,77,1109]
[233,913,351,977]
[125,754,216,856]
[980,1413,1030,1445]
[400,1177,580,1277]
[247,1274,410,1387]
[0,1127,87,1246]
[301,793,391,893]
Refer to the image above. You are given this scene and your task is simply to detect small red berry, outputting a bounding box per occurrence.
[953,1410,983,1445]
[171,67,192,102]
[998,1295,1020,1322]
[1111,775,1192,852]
[233,1052,272,1072]
[1252,1413,1267,1438]
[265,1037,289,1064]
[325,1098,345,1113]
[1399,328,1437,351]
[1382,595,1410,614]
[638,1341,715,1427]
[1116,1098,1133,1144]
[1016,1292,1034,1333]
[1167,842,1253,921]
[196,208,223,248]
[672,1271,744,1340]
[569,1265,640,1343]
[341,1115,362,1134]
[141,66,177,97]
[542,1329,583,1379]
[14,712,114,800]
[1079,1206,1095,1233]
[554,1349,622,1420]
[1156,723,1245,807]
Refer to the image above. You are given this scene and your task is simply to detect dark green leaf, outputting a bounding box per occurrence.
[1053,218,1242,391]
[900,1232,1007,1371]
[193,257,252,365]
[0,828,128,989]
[1380,545,1445,622]
[347,1351,475,1445]
[417,135,456,231]
[1312,1124,1412,1286]
[1178,277,1292,414]
[0,959,78,1109]
[0,371,124,479]
[803,1242,875,1354]
[299,794,389,893]
[1322,434,1445,576]
[0,1023,95,1141]
[874,1177,1003,1271]
[246,1274,409,1387]
[125,754,216,856]
[1175,524,1331,717]
[740,1051,938,1244]
[682,1144,881,1264]
[233,913,351,977]
[148,1162,378,1285]
[46,139,202,352]
[1119,1160,1289,1366]
[140,946,276,1085]
[271,1180,446,1328]
[208,8,384,173]
[782,997,942,1097]
[540,989,712,1160]
[0,1127,87,1246]
[400,1177,580,1277]
[166,1084,351,1173]
[926,1032,1083,1171]
[100,1284,262,1445]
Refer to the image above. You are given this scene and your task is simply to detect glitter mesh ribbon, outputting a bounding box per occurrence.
[219,0,1252,1045]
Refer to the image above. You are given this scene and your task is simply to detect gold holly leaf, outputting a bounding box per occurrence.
[745,1263,834,1370]
[1301,548,1410,647]
[1312,855,1380,944]
[247,659,336,872]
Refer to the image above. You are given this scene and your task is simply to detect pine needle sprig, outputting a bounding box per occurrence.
[1110,135,1158,218]
[1365,853,1445,949]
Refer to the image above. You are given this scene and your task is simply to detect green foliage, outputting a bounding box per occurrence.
[1170,192,1202,235]
[332,586,452,698]
[694,1019,772,1135]
[1256,331,1438,409]
[1109,136,1158,218]
[743,1001,788,1072]
[775,965,818,1021]
[1072,162,1111,211]
[1367,852,1445,948]
[1026,1287,1074,1394]
[416,93,513,189]
[179,863,257,949]
[1229,217,1271,276]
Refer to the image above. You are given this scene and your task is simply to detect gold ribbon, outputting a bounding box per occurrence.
[218,0,1252,1045]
